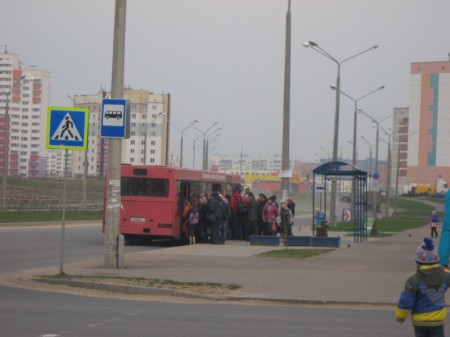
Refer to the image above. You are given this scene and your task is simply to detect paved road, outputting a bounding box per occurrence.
[1,284,410,337]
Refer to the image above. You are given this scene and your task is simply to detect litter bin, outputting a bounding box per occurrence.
[316,221,328,237]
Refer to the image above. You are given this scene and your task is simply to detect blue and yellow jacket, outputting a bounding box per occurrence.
[396,264,450,326]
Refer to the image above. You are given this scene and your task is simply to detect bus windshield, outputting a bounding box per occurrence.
[121,177,169,197]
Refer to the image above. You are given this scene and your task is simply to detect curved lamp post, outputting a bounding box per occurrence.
[2,75,26,209]
[361,135,373,176]
[303,41,378,224]
[320,146,331,160]
[358,108,393,220]
[330,85,384,166]
[195,122,220,170]
[380,131,392,218]
[358,109,393,176]
[180,119,200,168]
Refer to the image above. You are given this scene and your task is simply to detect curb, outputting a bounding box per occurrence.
[32,278,396,307]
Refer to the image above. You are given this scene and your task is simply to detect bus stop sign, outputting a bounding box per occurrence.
[101,98,128,138]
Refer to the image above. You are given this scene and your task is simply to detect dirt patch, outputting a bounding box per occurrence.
[67,276,236,295]
[31,275,239,296]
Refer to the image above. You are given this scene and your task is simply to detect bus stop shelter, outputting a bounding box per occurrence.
[312,161,368,243]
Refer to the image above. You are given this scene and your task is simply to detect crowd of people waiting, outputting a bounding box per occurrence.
[182,188,296,244]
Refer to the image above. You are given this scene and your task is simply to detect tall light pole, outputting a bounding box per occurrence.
[339,140,352,160]
[361,135,373,177]
[380,131,392,218]
[143,112,164,165]
[205,128,221,170]
[180,119,200,168]
[358,109,393,176]
[205,131,221,168]
[330,85,384,166]
[281,0,292,198]
[358,109,392,220]
[195,122,220,170]
[320,146,331,160]
[2,75,26,209]
[303,41,378,223]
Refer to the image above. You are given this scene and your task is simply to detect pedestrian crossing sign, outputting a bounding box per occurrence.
[46,107,89,150]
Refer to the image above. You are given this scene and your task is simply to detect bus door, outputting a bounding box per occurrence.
[178,181,192,236]
[212,183,222,193]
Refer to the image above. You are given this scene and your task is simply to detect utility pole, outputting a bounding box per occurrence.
[104,0,126,268]
[281,0,292,199]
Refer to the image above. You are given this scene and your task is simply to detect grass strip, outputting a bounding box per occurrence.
[258,248,335,259]
[35,274,240,291]
[330,198,438,233]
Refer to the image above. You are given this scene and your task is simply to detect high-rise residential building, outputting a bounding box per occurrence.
[71,89,170,178]
[391,107,410,195]
[407,60,450,186]
[0,48,51,178]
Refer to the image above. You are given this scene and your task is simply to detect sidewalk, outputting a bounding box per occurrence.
[24,224,439,306]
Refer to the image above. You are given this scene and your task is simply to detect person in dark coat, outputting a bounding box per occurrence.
[245,192,258,240]
[206,192,222,244]
[257,193,268,235]
[197,192,209,242]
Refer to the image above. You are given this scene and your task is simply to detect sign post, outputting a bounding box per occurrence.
[46,106,89,274]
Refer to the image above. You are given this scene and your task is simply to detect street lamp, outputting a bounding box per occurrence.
[361,135,373,177]
[2,75,26,209]
[180,119,200,168]
[330,85,384,166]
[358,109,393,220]
[195,122,220,170]
[380,131,392,217]
[320,146,331,160]
[358,109,393,176]
[206,132,221,167]
[143,112,165,165]
[303,40,378,223]
[339,140,352,160]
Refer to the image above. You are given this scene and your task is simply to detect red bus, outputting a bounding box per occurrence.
[104,165,241,244]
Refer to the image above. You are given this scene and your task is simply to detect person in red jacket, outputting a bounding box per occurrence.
[230,188,247,240]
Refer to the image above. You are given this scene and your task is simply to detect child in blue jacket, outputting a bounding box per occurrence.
[396,237,450,337]
[431,210,439,238]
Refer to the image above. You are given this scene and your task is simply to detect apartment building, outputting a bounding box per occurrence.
[407,60,450,185]
[0,49,51,178]
[391,107,410,195]
[209,154,293,174]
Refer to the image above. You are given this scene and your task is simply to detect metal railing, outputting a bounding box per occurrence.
[0,198,103,210]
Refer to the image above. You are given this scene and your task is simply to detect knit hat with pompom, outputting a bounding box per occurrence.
[416,237,439,265]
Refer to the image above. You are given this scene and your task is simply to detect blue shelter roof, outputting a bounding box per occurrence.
[313,161,367,176]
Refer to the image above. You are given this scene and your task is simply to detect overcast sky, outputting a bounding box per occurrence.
[2,0,450,166]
